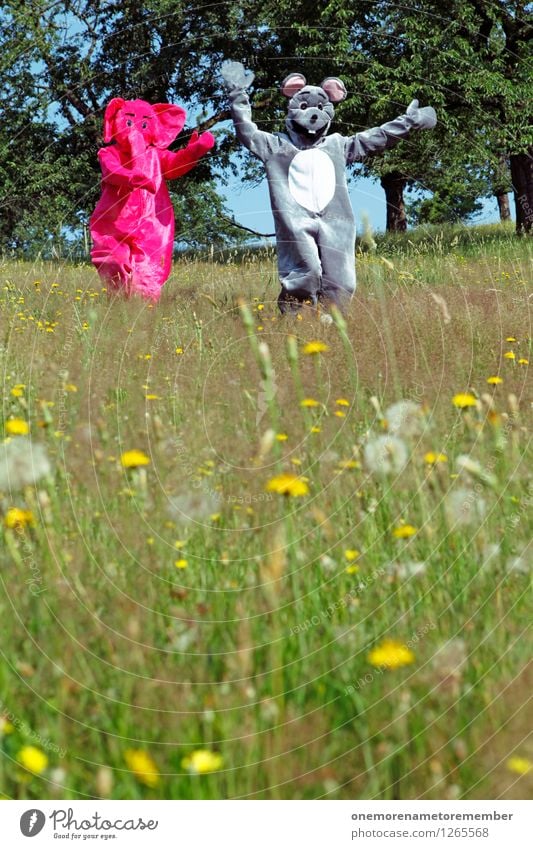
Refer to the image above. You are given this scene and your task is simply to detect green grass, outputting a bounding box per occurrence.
[0,225,531,800]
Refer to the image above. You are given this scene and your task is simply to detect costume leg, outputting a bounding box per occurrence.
[276,224,322,313]
[317,222,356,311]
[91,233,133,293]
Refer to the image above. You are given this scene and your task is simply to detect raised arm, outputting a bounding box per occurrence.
[221,60,279,161]
[345,99,437,164]
[160,130,215,180]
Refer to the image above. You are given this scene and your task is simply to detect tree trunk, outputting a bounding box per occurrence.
[381,172,408,232]
[495,191,511,221]
[510,149,533,235]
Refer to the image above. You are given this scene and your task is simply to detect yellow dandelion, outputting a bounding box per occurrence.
[506,756,532,776]
[334,410,346,418]
[175,347,184,355]
[303,341,329,355]
[452,393,478,409]
[301,398,320,408]
[424,452,448,465]
[174,540,186,549]
[368,639,415,669]
[17,745,48,775]
[257,304,265,311]
[486,376,503,385]
[310,426,321,433]
[210,513,221,522]
[265,473,309,497]
[10,384,25,398]
[505,336,516,343]
[175,559,188,569]
[336,398,350,406]
[275,433,288,441]
[5,418,29,436]
[503,351,515,360]
[344,549,360,562]
[145,394,160,401]
[120,449,150,469]
[518,358,528,365]
[64,384,78,392]
[4,508,35,529]
[124,749,160,788]
[392,524,417,539]
[181,749,223,774]
[345,565,359,575]
[0,716,15,734]
[338,459,360,470]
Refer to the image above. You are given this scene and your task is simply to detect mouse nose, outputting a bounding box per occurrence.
[310,113,318,122]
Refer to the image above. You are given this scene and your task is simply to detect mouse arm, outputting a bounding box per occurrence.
[221,60,278,161]
[160,130,215,179]
[344,100,437,163]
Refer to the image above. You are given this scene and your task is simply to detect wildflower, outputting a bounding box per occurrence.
[344,549,360,562]
[17,745,48,775]
[0,438,51,491]
[124,749,160,788]
[363,435,408,477]
[145,394,160,401]
[310,426,321,433]
[5,418,29,436]
[518,358,528,365]
[175,559,188,569]
[300,398,320,408]
[336,398,350,406]
[181,749,223,774]
[334,410,346,418]
[120,449,150,469]
[503,351,515,360]
[389,561,427,579]
[345,565,359,575]
[505,336,517,343]
[64,384,78,392]
[392,524,417,539]
[4,508,35,529]
[175,347,184,355]
[275,433,288,442]
[303,341,329,355]
[10,384,25,398]
[265,473,309,497]
[167,491,219,525]
[486,376,503,385]
[0,716,15,734]
[506,757,532,775]
[452,393,478,409]
[368,639,415,670]
[338,459,360,470]
[384,400,424,438]
[424,452,447,465]
[445,487,486,527]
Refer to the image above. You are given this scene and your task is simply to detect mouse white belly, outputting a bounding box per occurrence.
[288,148,336,213]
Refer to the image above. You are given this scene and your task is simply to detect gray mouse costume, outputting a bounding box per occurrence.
[221,62,437,311]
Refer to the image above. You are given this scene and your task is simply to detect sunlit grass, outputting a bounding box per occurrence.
[0,226,531,800]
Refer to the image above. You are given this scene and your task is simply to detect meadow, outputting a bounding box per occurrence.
[0,223,531,801]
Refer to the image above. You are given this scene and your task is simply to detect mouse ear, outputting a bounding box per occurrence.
[320,77,347,103]
[280,73,307,97]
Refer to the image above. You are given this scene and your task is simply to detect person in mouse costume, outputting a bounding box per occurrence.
[221,61,436,312]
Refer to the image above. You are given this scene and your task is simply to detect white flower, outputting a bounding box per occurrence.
[445,487,486,527]
[0,438,51,491]
[384,400,425,438]
[388,560,427,579]
[363,435,408,477]
[167,490,219,525]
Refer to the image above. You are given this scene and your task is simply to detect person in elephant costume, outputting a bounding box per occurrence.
[221,61,437,312]
[90,98,215,301]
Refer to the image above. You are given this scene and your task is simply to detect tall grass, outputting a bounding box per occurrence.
[0,227,531,800]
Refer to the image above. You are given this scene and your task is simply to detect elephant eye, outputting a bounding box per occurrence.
[142,121,148,129]
[126,119,133,127]
[299,101,308,110]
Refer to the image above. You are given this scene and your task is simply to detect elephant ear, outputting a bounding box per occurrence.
[280,73,307,97]
[103,97,125,142]
[151,103,187,148]
[320,78,347,103]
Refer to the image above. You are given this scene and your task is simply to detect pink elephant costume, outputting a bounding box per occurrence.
[90,98,215,300]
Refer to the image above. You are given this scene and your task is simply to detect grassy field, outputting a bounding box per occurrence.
[0,223,531,800]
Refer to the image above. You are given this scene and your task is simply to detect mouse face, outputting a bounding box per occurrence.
[281,73,347,143]
[286,86,335,140]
